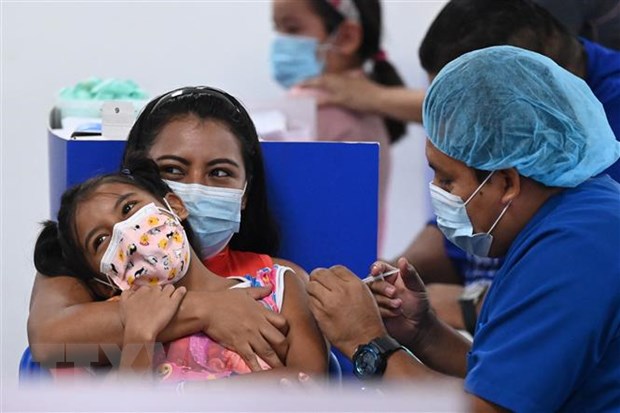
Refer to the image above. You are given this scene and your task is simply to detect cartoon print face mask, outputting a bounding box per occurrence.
[97,201,191,291]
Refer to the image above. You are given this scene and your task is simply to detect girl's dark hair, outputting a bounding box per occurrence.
[123,86,279,256]
[310,0,407,143]
[419,0,585,78]
[33,157,196,297]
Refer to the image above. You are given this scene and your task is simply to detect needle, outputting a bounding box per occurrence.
[361,269,400,284]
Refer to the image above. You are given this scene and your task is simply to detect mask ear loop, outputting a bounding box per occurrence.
[92,273,122,293]
[487,199,512,235]
[464,171,495,205]
[162,197,182,224]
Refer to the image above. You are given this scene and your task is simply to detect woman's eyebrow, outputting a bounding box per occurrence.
[207,158,240,168]
[155,155,190,165]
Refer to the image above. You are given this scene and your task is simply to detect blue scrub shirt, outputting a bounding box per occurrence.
[465,175,620,412]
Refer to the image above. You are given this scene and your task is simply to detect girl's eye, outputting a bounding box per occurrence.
[122,201,137,215]
[93,235,107,252]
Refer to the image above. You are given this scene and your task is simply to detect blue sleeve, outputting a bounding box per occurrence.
[464,225,620,411]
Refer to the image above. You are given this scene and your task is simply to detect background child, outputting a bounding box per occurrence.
[271,0,407,249]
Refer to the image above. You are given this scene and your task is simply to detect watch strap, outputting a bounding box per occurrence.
[459,298,478,336]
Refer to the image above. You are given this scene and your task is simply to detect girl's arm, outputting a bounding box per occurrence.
[279,267,328,375]
[28,272,289,370]
[119,285,186,374]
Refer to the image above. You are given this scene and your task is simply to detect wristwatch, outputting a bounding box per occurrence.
[352,335,403,380]
[459,282,489,336]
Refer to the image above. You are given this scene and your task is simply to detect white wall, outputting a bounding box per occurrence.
[1,0,446,395]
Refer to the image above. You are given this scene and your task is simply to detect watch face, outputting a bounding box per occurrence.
[354,346,380,377]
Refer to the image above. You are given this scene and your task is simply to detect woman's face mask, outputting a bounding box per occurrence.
[164,180,245,260]
[429,172,511,257]
[97,201,191,291]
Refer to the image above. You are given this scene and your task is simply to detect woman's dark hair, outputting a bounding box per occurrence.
[123,86,279,256]
[33,157,196,297]
[419,0,585,78]
[310,0,407,143]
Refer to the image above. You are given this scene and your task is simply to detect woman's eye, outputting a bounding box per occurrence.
[160,165,184,177]
[122,201,137,215]
[210,168,231,178]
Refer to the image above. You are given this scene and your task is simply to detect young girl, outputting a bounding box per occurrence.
[34,158,327,381]
[271,0,407,249]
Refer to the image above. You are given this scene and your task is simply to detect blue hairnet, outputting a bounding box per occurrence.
[423,45,620,187]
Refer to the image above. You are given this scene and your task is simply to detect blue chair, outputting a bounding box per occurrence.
[19,347,51,382]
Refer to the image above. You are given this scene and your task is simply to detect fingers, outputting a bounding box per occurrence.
[246,285,273,300]
[369,280,396,299]
[170,286,187,304]
[369,260,396,276]
[258,324,288,368]
[265,310,290,337]
[237,343,264,372]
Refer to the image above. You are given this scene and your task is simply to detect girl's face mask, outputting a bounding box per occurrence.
[96,201,191,291]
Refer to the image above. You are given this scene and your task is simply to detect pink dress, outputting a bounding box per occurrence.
[153,265,289,382]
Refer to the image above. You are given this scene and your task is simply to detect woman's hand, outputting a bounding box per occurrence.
[120,284,186,343]
[201,286,290,372]
[368,258,431,349]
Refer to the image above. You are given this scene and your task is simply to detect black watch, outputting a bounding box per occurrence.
[458,282,489,336]
[352,335,403,380]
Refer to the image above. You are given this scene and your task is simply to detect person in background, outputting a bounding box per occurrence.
[535,0,620,50]
[302,0,620,333]
[308,45,620,412]
[271,0,407,248]
[28,86,308,373]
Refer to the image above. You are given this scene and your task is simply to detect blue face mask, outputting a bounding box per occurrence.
[429,172,511,257]
[270,33,326,89]
[164,180,245,260]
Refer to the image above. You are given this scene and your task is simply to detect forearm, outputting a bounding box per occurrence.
[119,331,156,375]
[405,312,470,378]
[28,300,124,365]
[155,291,207,343]
[374,87,425,124]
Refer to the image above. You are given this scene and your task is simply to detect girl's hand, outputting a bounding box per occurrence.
[120,284,187,342]
[368,258,431,347]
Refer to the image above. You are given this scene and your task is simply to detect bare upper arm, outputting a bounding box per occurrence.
[29,272,94,322]
[279,267,328,374]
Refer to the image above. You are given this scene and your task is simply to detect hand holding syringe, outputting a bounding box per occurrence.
[361,268,400,284]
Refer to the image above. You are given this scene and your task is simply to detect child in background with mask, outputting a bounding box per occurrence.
[33,158,328,382]
[271,0,407,250]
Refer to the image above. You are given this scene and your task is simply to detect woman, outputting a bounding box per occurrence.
[28,86,307,372]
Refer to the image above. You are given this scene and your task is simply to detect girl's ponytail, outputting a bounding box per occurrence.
[370,55,407,143]
[34,220,76,277]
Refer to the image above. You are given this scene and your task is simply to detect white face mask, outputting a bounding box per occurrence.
[164,180,245,260]
[429,172,511,257]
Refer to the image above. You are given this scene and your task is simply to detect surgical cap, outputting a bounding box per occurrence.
[423,45,620,187]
